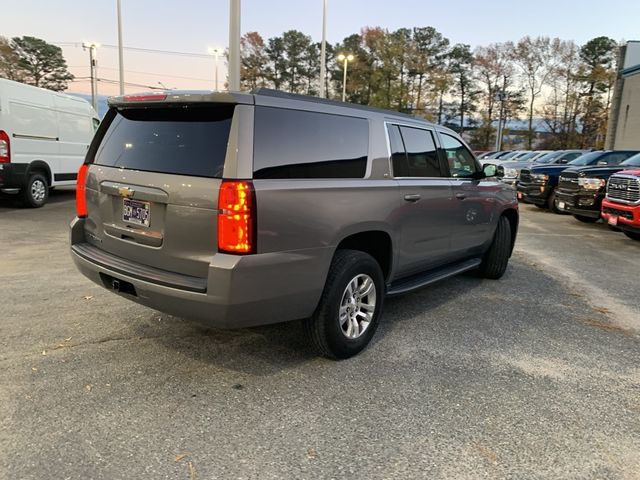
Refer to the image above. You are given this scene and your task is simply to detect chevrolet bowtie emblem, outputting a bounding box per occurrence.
[118,186,135,198]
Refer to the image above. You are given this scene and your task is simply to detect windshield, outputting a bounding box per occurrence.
[516,152,538,161]
[499,151,519,160]
[569,151,603,166]
[620,153,640,167]
[535,151,564,164]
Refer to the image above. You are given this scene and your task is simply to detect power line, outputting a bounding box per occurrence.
[98,66,212,82]
[55,42,215,59]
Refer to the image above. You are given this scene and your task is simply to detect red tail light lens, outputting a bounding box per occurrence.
[217,181,255,254]
[0,130,10,164]
[76,163,89,218]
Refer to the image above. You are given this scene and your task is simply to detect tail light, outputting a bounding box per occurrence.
[0,130,10,164]
[217,180,255,254]
[76,163,89,218]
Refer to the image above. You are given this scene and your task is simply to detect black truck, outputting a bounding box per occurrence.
[555,153,640,222]
[517,151,639,213]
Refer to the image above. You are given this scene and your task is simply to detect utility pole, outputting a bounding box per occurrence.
[83,43,99,111]
[319,0,327,98]
[116,0,125,95]
[228,0,241,91]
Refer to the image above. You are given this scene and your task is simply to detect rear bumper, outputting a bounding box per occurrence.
[555,190,603,217]
[0,163,28,189]
[70,217,332,328]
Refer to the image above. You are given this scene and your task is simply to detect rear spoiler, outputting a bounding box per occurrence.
[108,90,254,108]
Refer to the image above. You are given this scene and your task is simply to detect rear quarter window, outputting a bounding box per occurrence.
[253,107,369,179]
[93,106,234,178]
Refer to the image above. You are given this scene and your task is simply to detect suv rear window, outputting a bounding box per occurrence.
[253,107,368,179]
[93,106,234,178]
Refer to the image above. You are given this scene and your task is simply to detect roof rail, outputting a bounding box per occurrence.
[252,88,419,120]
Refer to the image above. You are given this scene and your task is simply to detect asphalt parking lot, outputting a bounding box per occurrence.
[1,189,639,480]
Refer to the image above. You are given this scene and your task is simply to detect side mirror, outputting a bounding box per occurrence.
[483,163,500,178]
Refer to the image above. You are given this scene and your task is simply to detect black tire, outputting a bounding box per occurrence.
[20,172,49,208]
[623,231,640,241]
[304,249,384,360]
[547,188,560,213]
[478,215,511,279]
[573,214,599,223]
[534,204,546,209]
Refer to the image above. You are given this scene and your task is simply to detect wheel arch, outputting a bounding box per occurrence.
[27,160,53,186]
[501,208,519,255]
[334,230,394,282]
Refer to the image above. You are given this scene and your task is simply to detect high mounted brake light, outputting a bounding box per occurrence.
[217,181,255,254]
[0,130,10,164]
[123,92,168,102]
[76,163,89,218]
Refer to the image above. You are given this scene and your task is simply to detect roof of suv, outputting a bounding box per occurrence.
[107,88,426,124]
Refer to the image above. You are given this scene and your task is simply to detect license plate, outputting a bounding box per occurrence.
[123,198,150,227]
[517,192,523,200]
[558,201,565,210]
[608,216,618,226]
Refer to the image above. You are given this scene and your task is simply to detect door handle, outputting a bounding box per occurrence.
[455,193,467,200]
[404,194,421,202]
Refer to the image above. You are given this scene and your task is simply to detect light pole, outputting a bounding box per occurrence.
[495,91,508,152]
[83,42,100,110]
[228,0,241,91]
[319,0,327,98]
[116,0,125,95]
[208,47,222,90]
[337,53,354,102]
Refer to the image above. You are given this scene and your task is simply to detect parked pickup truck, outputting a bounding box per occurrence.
[556,153,640,222]
[601,169,640,241]
[517,150,639,213]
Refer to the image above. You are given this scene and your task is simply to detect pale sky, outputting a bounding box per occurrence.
[4,0,639,96]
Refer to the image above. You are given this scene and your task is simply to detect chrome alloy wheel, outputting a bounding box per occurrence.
[31,179,46,202]
[339,273,376,339]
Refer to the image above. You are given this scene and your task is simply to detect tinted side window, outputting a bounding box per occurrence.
[253,107,368,179]
[94,106,234,178]
[396,126,441,177]
[599,152,635,165]
[440,133,478,178]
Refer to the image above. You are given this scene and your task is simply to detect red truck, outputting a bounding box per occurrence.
[601,168,640,241]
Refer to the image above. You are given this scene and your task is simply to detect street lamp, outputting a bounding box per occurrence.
[82,42,100,111]
[337,53,354,102]
[208,47,223,90]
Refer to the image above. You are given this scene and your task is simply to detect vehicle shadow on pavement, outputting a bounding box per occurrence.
[0,187,75,210]
[133,271,488,375]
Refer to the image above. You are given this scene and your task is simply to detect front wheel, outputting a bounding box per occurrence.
[573,214,599,223]
[20,173,49,208]
[623,231,640,241]
[478,215,512,279]
[304,249,384,359]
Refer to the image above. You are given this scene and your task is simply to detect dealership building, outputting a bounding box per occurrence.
[606,41,640,149]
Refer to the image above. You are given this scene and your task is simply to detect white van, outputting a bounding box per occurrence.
[0,78,99,207]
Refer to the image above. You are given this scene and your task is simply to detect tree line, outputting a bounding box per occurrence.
[240,28,618,150]
[0,36,74,91]
[0,30,618,150]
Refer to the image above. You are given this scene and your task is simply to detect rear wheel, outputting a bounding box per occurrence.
[623,231,640,241]
[573,214,599,223]
[478,215,511,279]
[304,249,384,359]
[20,172,48,208]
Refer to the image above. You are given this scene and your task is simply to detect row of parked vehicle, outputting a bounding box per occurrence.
[480,148,640,241]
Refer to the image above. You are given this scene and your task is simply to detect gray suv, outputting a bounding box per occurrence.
[70,89,518,359]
